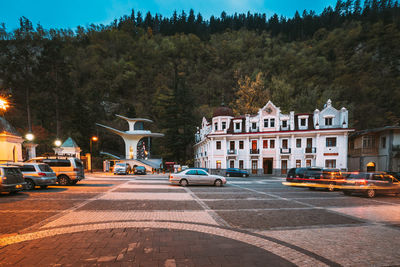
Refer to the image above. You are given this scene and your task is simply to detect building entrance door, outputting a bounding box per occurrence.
[281,160,288,175]
[251,160,258,174]
[263,158,273,174]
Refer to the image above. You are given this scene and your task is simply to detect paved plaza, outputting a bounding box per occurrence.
[0,174,399,266]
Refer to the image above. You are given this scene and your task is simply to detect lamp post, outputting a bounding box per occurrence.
[90,136,98,172]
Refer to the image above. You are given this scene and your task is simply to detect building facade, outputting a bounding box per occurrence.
[348,126,400,172]
[194,100,352,175]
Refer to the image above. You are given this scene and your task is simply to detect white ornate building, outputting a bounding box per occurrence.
[194,100,353,175]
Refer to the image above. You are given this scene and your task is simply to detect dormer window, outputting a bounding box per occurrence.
[235,122,240,130]
[325,117,333,126]
[214,122,218,131]
[264,119,269,127]
[270,119,275,127]
[252,122,257,129]
[222,121,226,130]
[298,115,309,130]
[282,120,287,128]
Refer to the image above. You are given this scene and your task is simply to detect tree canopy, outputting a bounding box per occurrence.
[1,0,399,164]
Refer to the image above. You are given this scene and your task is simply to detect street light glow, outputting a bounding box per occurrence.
[54,139,62,147]
[0,97,9,111]
[25,133,34,141]
[92,136,98,142]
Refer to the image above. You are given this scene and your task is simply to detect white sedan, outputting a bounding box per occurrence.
[169,169,227,187]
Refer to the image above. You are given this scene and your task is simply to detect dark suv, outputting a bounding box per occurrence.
[342,172,400,198]
[286,167,322,182]
[0,165,26,194]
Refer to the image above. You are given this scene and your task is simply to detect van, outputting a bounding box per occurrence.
[27,157,85,185]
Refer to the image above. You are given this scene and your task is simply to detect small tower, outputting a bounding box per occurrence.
[97,115,164,159]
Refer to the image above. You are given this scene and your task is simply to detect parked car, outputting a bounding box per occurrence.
[134,166,146,175]
[342,172,400,198]
[113,162,131,175]
[226,168,249,177]
[0,165,25,194]
[27,157,85,186]
[169,168,226,187]
[17,163,57,190]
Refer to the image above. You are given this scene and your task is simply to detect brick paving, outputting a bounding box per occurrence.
[0,173,399,266]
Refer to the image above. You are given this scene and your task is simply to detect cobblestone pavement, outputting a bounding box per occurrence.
[0,173,399,266]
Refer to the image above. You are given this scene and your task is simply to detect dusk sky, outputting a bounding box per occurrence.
[1,0,337,31]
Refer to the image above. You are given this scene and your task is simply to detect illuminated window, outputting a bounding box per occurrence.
[263,140,268,149]
[325,160,336,168]
[296,160,301,168]
[216,160,221,169]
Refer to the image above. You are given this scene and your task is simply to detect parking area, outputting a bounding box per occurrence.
[0,173,399,266]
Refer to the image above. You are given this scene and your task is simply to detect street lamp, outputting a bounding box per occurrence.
[54,139,62,147]
[0,97,9,111]
[90,136,98,172]
[25,132,34,141]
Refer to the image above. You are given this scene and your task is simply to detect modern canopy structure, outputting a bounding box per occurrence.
[96,115,164,160]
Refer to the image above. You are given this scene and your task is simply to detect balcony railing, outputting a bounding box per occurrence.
[305,147,316,153]
[227,149,237,155]
[280,148,291,154]
[349,147,378,156]
[250,149,259,154]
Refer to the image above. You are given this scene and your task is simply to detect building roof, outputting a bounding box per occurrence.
[350,126,400,137]
[61,137,79,148]
[212,106,234,117]
[0,116,21,136]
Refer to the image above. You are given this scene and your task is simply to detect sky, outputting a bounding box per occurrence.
[0,0,338,31]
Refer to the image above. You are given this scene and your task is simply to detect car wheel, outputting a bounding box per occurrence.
[366,189,376,198]
[226,173,230,177]
[214,179,223,187]
[343,190,352,196]
[25,179,35,190]
[40,185,48,189]
[327,183,335,192]
[58,175,71,186]
[180,179,188,187]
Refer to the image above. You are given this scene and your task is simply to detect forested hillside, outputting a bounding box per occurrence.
[0,0,399,164]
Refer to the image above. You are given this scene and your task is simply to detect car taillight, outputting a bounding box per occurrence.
[73,168,80,171]
[38,172,46,176]
[170,175,173,179]
[320,174,324,179]
[295,175,299,178]
[358,179,367,185]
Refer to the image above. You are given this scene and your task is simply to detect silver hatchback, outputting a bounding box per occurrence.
[18,163,57,190]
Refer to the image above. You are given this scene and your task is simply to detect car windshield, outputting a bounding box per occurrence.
[136,166,145,170]
[74,159,83,167]
[39,164,53,172]
[116,163,125,167]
